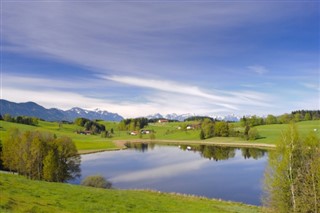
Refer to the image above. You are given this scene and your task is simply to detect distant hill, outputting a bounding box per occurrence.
[0,99,124,122]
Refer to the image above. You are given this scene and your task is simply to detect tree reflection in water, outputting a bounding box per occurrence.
[179,145,266,161]
[126,143,267,161]
[124,142,155,152]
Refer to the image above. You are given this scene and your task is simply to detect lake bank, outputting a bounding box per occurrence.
[114,139,276,150]
[78,139,275,154]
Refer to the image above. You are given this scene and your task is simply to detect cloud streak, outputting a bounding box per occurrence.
[104,75,238,109]
[247,65,269,75]
[105,75,272,108]
[2,2,318,117]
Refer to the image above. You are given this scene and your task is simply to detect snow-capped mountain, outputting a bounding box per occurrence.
[0,99,124,122]
[60,107,123,121]
[146,113,195,121]
[146,113,240,122]
[209,114,241,122]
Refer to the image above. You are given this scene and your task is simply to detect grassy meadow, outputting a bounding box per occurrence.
[1,119,319,152]
[255,120,320,144]
[0,173,261,213]
[0,120,117,151]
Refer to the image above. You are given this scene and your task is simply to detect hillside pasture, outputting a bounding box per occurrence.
[0,173,261,213]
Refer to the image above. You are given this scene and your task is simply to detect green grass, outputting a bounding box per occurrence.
[0,173,261,213]
[0,120,117,151]
[255,120,320,144]
[1,120,319,152]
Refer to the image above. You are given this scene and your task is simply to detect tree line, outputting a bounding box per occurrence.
[74,117,106,134]
[118,117,148,131]
[1,114,39,126]
[240,110,320,128]
[199,118,259,140]
[1,129,80,182]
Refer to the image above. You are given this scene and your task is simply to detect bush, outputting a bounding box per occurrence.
[248,128,260,140]
[81,175,112,189]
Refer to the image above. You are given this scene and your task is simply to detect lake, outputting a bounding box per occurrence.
[71,143,268,206]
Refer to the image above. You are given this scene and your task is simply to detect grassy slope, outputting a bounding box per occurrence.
[0,120,117,151]
[255,120,320,144]
[0,173,261,213]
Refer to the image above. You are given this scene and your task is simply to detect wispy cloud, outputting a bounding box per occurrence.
[104,75,272,108]
[2,73,273,117]
[300,82,320,91]
[104,75,238,109]
[2,2,296,78]
[2,2,318,117]
[247,65,269,75]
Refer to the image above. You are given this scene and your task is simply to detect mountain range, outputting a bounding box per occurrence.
[0,99,241,122]
[146,113,240,122]
[0,99,124,122]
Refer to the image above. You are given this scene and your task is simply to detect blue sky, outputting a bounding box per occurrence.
[1,1,319,118]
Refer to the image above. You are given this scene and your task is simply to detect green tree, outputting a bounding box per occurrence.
[265,114,277,124]
[2,128,21,172]
[53,137,81,182]
[199,129,205,140]
[264,124,300,212]
[201,118,214,138]
[248,128,259,140]
[214,121,229,137]
[293,113,301,122]
[304,112,311,121]
[29,132,48,180]
[296,132,320,212]
[278,113,292,124]
[263,124,320,212]
[240,116,248,127]
[3,114,13,122]
[1,130,80,182]
[43,150,58,182]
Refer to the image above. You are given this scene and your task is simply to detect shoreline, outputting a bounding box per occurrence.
[78,148,123,155]
[79,139,275,155]
[114,139,276,149]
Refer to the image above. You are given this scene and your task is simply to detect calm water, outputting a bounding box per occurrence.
[71,143,268,206]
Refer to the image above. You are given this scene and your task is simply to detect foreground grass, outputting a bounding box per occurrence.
[0,173,261,213]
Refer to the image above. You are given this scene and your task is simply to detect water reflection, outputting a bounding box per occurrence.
[75,143,268,206]
[126,143,266,161]
[241,148,267,159]
[124,142,155,152]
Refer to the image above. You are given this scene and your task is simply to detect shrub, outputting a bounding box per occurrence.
[248,128,260,140]
[81,175,112,189]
